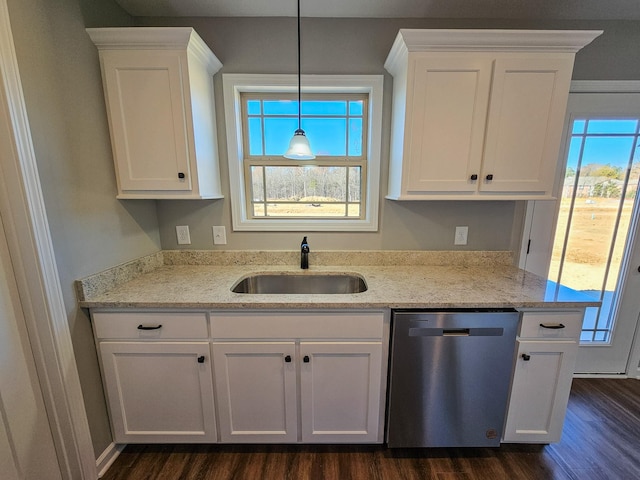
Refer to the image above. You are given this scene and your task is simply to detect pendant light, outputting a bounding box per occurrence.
[284,0,315,160]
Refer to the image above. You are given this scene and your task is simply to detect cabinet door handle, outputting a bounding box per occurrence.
[485,174,494,181]
[539,323,565,329]
[521,353,531,361]
[470,174,478,181]
[137,324,162,330]
[178,172,185,179]
[284,355,292,363]
[197,355,205,363]
[303,355,310,363]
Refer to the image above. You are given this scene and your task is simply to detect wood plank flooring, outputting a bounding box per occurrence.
[101,378,640,480]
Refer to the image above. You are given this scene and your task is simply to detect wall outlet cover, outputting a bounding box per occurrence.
[454,226,468,246]
[176,225,191,245]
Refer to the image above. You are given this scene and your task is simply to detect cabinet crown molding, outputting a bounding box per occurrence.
[385,29,602,74]
[86,27,222,73]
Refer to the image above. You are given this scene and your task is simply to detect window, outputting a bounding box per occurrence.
[223,75,383,231]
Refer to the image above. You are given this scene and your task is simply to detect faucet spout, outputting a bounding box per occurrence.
[301,236,310,269]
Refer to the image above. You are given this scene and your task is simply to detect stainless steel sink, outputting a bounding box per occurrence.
[231,273,367,294]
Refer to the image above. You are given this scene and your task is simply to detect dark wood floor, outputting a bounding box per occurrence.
[101,378,640,480]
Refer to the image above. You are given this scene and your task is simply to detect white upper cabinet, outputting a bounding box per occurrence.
[385,29,602,200]
[87,27,223,199]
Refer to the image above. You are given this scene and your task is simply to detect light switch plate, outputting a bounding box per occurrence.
[454,226,468,246]
[212,226,227,245]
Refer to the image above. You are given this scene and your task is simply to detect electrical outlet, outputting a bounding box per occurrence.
[454,226,468,246]
[176,225,191,245]
[212,226,227,245]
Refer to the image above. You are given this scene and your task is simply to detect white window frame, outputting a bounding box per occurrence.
[223,74,383,231]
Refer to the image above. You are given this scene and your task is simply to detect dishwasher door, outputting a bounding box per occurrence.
[386,309,520,448]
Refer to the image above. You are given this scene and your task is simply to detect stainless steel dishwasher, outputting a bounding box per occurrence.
[386,309,520,447]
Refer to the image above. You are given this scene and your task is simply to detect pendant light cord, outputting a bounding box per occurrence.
[297,0,302,131]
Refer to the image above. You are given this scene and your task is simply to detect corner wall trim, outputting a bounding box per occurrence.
[96,443,125,478]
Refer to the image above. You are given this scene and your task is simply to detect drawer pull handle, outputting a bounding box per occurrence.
[284,355,292,363]
[539,323,565,329]
[522,354,531,361]
[303,355,310,363]
[197,356,205,363]
[470,174,478,181]
[137,324,163,330]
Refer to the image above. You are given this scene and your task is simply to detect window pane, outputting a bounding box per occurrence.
[264,166,348,201]
[248,118,263,155]
[349,118,363,156]
[264,118,298,155]
[349,101,363,116]
[348,166,361,202]
[304,118,347,156]
[302,101,347,115]
[247,100,261,115]
[249,165,354,217]
[253,204,265,216]
[586,119,638,134]
[250,166,264,202]
[582,136,635,169]
[572,119,586,134]
[263,100,299,116]
[347,203,360,217]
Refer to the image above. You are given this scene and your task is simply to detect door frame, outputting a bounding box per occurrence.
[519,80,640,379]
[0,1,97,478]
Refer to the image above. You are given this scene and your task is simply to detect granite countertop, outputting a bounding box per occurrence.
[76,250,600,310]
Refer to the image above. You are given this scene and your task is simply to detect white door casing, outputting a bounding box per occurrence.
[0,211,62,479]
[0,0,97,477]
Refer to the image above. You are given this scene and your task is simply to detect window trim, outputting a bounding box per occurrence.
[222,74,383,231]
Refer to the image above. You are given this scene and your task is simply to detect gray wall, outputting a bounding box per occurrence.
[137,16,640,252]
[7,0,161,457]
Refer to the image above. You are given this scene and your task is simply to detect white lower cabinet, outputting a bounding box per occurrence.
[211,311,388,444]
[300,342,382,443]
[212,341,383,444]
[99,341,217,443]
[503,310,584,443]
[92,309,388,445]
[212,342,298,443]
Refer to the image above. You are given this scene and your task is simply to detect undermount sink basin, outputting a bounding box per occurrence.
[231,273,368,294]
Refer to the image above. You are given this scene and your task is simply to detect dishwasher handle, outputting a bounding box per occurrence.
[409,327,504,337]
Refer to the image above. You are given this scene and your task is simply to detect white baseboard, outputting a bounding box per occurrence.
[96,442,126,478]
[573,373,628,379]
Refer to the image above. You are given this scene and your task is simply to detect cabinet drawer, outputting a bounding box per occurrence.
[92,311,208,339]
[518,310,583,340]
[211,311,385,340]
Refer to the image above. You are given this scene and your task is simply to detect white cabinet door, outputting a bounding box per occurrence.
[212,342,298,443]
[99,341,216,443]
[88,27,224,199]
[404,56,492,193]
[101,51,192,192]
[299,342,382,443]
[503,339,577,443]
[481,56,572,194]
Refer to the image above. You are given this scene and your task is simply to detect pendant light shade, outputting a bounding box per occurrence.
[285,128,315,159]
[284,0,315,160]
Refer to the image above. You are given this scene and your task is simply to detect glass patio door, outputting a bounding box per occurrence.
[549,92,640,374]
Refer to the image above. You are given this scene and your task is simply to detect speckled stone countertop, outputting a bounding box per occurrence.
[76,250,599,310]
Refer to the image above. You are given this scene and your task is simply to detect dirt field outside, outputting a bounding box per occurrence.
[550,196,635,292]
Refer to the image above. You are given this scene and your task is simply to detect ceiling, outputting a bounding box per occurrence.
[114,0,640,21]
